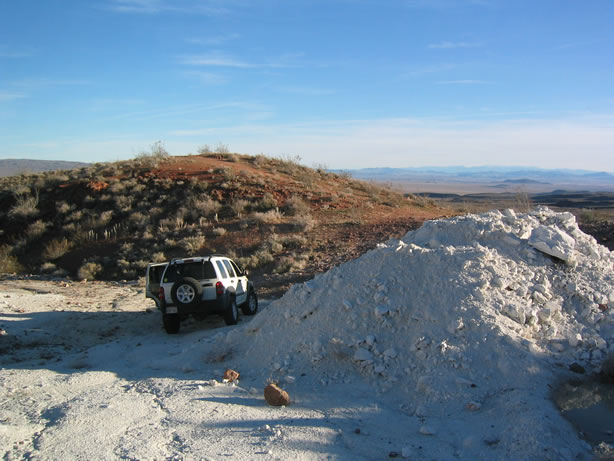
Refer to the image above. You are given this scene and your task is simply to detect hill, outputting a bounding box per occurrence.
[0,153,444,297]
[0,159,91,177]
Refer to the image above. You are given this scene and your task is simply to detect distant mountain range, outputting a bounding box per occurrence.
[339,166,614,192]
[0,159,91,177]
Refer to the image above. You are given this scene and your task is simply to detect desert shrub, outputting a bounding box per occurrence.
[181,235,206,253]
[274,254,308,274]
[215,142,230,154]
[128,211,149,228]
[56,201,72,214]
[515,191,533,213]
[43,238,72,260]
[198,144,213,155]
[252,209,284,224]
[267,234,284,253]
[40,262,57,273]
[191,196,221,217]
[0,245,22,273]
[67,210,84,222]
[240,248,274,269]
[151,252,166,263]
[291,214,317,231]
[26,220,49,240]
[278,233,307,248]
[283,196,310,216]
[212,227,227,236]
[252,154,270,168]
[78,261,102,280]
[115,194,133,212]
[230,198,249,217]
[257,192,278,211]
[9,191,39,218]
[220,167,237,182]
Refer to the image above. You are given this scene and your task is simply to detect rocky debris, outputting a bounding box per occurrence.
[223,207,613,459]
[570,363,586,374]
[223,369,240,382]
[264,383,290,406]
[599,353,614,383]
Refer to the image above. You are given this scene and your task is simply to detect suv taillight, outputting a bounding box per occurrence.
[158,287,165,301]
[215,281,224,296]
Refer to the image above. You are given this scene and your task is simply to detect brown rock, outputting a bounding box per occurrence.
[223,369,240,382]
[264,383,290,406]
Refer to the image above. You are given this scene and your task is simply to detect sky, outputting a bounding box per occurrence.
[1,0,613,171]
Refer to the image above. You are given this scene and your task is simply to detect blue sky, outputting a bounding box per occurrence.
[1,0,613,170]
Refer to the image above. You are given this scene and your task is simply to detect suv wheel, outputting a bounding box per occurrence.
[163,313,180,334]
[241,291,258,316]
[224,296,239,325]
[171,278,202,307]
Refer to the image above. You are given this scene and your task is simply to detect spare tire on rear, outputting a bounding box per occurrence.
[171,277,202,307]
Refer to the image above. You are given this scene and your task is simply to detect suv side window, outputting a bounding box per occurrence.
[230,260,243,277]
[215,260,228,279]
[203,261,216,279]
[223,260,236,278]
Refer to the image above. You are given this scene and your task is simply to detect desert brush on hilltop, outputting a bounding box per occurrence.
[0,150,443,294]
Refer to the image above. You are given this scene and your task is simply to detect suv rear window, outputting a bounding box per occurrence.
[164,261,216,282]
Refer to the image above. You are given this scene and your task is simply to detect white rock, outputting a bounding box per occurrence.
[383,348,397,359]
[402,446,413,458]
[285,375,296,384]
[365,335,376,346]
[375,306,390,317]
[567,333,582,347]
[419,425,436,435]
[353,348,373,362]
[529,225,576,261]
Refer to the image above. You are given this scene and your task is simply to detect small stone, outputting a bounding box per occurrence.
[354,348,373,362]
[264,383,290,406]
[284,375,296,384]
[388,451,399,458]
[569,362,585,374]
[223,369,240,382]
[401,446,413,457]
[419,425,436,435]
[465,401,481,411]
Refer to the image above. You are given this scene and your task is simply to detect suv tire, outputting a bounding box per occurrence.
[171,278,202,307]
[241,290,258,316]
[224,296,239,325]
[163,313,180,334]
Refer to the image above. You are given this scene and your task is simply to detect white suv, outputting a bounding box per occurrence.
[146,255,258,334]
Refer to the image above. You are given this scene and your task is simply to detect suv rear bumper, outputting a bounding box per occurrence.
[162,295,228,316]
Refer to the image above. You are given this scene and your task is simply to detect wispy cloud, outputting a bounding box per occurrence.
[9,78,90,89]
[106,0,229,15]
[0,45,33,58]
[187,33,240,46]
[179,52,252,68]
[184,70,229,85]
[403,63,456,77]
[437,79,493,85]
[428,41,482,49]
[278,86,334,96]
[266,53,307,69]
[179,51,310,69]
[0,90,27,102]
